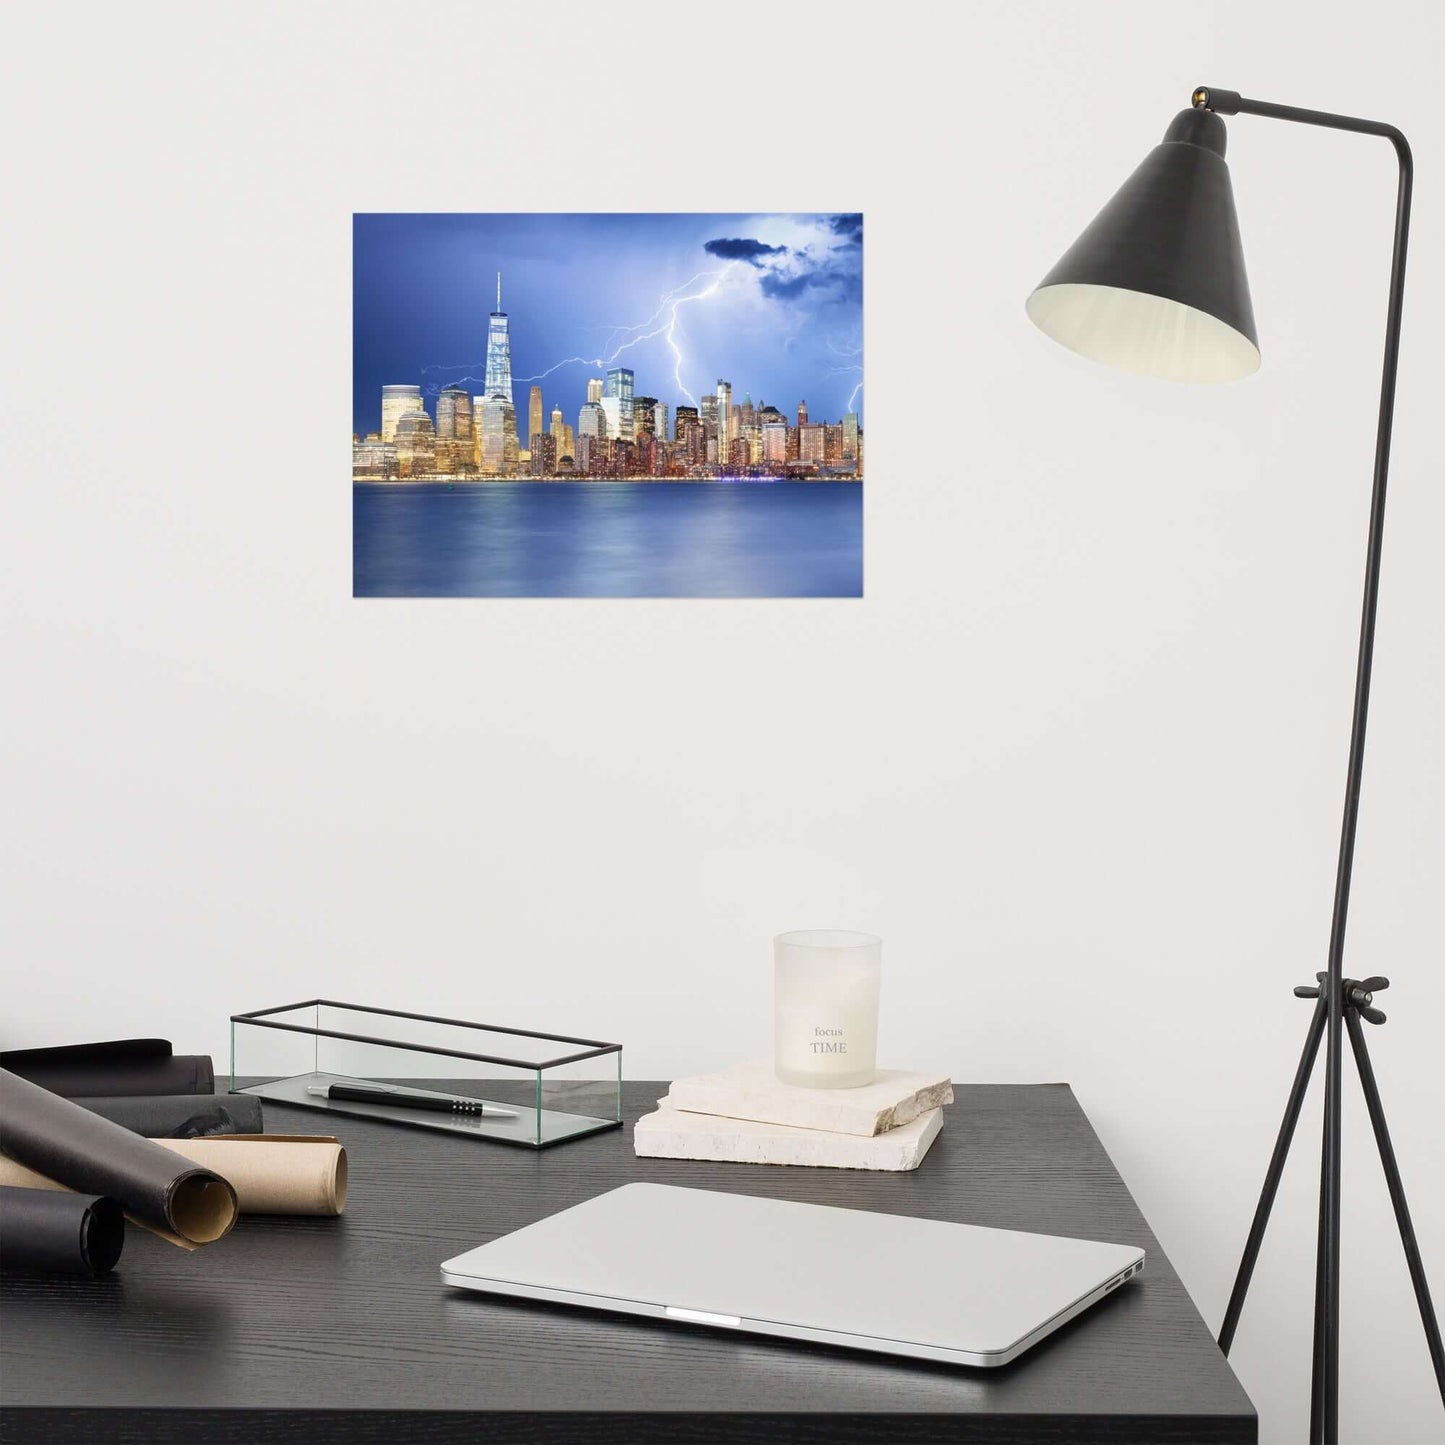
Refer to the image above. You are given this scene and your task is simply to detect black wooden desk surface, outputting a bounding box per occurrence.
[0,1082,1255,1444]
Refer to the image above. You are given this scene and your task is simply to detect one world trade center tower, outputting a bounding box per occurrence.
[477,271,518,472]
[485,271,513,403]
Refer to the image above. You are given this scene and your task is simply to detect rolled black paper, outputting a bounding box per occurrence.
[71,1093,265,1139]
[0,1186,125,1277]
[0,1069,237,1247]
[0,1040,214,1097]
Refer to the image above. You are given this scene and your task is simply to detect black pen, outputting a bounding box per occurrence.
[307,1080,518,1118]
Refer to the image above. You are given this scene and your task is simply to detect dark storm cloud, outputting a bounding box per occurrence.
[758,240,863,306]
[829,213,863,244]
[703,237,788,266]
[760,271,822,301]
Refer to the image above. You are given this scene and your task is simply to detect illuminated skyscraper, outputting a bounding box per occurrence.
[484,272,514,405]
[437,386,471,440]
[634,396,658,437]
[382,384,423,443]
[678,411,704,466]
[716,380,732,465]
[529,386,543,449]
[394,409,436,478]
[578,400,606,442]
[843,412,859,463]
[476,394,517,475]
[560,423,575,464]
[601,366,634,444]
[530,432,557,477]
[586,376,603,405]
[762,420,788,466]
[741,393,755,430]
[435,386,472,473]
[799,422,826,467]
[797,400,808,431]
[655,402,669,443]
[700,394,718,441]
[637,431,658,477]
[353,434,398,480]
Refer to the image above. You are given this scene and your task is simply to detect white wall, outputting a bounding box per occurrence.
[3,2,1441,1439]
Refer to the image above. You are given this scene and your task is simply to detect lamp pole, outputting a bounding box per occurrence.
[1189,88,1438,1445]
[1028,84,1441,1442]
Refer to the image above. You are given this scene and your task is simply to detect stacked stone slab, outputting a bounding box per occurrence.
[633,1062,953,1171]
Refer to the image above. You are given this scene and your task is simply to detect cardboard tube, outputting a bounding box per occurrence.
[0,1069,237,1248]
[152,1137,348,1216]
[0,1137,348,1217]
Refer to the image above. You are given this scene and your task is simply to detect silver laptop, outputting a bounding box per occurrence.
[441,1182,1144,1367]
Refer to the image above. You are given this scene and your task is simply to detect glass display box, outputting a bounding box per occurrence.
[231,1000,622,1148]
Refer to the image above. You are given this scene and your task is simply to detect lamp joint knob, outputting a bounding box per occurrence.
[1193,86,1242,115]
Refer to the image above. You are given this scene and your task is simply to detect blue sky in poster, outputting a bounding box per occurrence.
[352,212,863,438]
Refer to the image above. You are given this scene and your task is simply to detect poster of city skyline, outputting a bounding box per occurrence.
[353,213,864,598]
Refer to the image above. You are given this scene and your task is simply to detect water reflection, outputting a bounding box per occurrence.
[353,481,863,598]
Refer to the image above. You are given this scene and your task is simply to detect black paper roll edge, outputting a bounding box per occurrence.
[0,1187,126,1278]
[79,1195,126,1275]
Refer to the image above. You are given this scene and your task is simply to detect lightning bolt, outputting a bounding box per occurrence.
[421,266,737,405]
[827,365,864,414]
[635,265,735,404]
[604,262,734,401]
[514,355,605,384]
[575,265,736,404]
[593,269,721,356]
[825,332,864,415]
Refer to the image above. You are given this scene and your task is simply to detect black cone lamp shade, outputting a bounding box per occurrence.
[1027,109,1259,382]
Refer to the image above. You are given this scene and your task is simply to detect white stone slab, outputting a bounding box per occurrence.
[663,1061,953,1137]
[634,1105,944,1171]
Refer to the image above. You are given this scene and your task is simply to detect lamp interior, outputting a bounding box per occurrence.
[1027,281,1260,384]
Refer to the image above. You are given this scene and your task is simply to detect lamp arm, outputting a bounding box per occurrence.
[1194,85,1414,1443]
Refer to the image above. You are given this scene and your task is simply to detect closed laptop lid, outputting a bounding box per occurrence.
[441,1182,1144,1361]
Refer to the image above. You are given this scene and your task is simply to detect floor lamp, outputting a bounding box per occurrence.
[1024,86,1442,1444]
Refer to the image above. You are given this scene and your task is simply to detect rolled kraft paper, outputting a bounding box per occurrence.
[0,1185,125,1277]
[0,1069,236,1249]
[0,1137,347,1218]
[153,1137,348,1216]
[0,1040,214,1097]
[71,1093,265,1139]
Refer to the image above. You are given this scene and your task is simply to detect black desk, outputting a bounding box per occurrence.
[0,1082,1255,1444]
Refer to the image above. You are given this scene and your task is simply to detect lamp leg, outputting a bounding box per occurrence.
[1219,993,1328,1354]
[1344,1010,1445,1401]
[1310,1061,1333,1445]
[1322,978,1343,1445]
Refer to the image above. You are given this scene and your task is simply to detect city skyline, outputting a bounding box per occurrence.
[356,348,863,481]
[353,213,863,441]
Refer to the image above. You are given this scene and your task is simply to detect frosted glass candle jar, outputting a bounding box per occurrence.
[774,930,882,1089]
